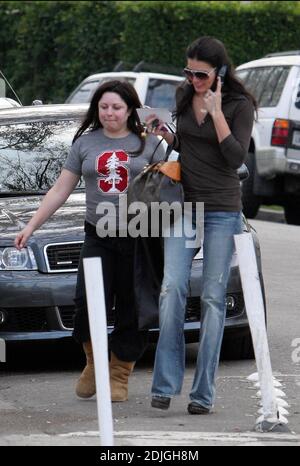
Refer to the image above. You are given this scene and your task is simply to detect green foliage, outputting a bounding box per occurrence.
[0,1,300,104]
[0,1,122,103]
[118,1,300,68]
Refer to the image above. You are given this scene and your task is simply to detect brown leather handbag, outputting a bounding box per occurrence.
[127,142,183,208]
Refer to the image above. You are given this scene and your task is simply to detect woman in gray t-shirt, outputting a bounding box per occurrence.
[14,80,165,402]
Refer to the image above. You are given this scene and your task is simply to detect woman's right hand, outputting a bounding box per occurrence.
[14,225,35,250]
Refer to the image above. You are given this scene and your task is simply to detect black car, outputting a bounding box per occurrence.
[0,104,266,359]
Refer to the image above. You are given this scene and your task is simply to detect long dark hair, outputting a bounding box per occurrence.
[176,36,257,118]
[73,80,145,155]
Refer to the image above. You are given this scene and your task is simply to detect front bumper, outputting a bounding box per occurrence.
[0,261,250,343]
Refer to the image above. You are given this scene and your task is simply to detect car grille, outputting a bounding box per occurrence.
[57,306,75,329]
[58,294,245,330]
[58,306,116,329]
[0,308,49,332]
[44,242,83,272]
[185,297,201,322]
[0,294,245,333]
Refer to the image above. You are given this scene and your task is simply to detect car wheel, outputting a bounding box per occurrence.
[242,153,261,218]
[221,330,254,360]
[284,197,300,225]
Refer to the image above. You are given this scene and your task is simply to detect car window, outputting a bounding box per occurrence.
[237,66,290,107]
[68,77,136,104]
[236,69,250,83]
[295,79,300,109]
[0,120,84,193]
[145,79,181,111]
[68,81,100,104]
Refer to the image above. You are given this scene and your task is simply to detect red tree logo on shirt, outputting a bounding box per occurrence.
[96,150,129,194]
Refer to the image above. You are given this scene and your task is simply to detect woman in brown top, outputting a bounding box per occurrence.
[148,36,257,414]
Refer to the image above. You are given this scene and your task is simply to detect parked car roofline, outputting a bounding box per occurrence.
[0,103,89,123]
[237,55,300,69]
[78,71,184,82]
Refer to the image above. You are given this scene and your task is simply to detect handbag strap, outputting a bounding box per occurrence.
[149,138,175,165]
[149,138,164,165]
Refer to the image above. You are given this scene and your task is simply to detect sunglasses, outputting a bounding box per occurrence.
[183,67,216,82]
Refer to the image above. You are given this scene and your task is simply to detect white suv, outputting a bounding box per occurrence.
[236,52,300,224]
[65,71,184,112]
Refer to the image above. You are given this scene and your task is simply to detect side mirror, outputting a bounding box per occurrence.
[237,163,249,181]
[32,100,43,105]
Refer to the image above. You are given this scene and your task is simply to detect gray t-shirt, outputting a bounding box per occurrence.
[64,129,165,227]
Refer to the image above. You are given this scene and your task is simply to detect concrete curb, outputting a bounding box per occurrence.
[0,430,299,446]
[255,208,285,224]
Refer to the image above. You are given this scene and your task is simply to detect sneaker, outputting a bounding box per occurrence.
[151,396,171,410]
[187,402,210,415]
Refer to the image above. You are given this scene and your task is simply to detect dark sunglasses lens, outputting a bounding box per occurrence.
[183,69,193,81]
[183,69,210,81]
[195,71,209,80]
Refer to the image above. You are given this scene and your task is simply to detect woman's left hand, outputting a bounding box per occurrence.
[144,114,167,136]
[203,76,222,118]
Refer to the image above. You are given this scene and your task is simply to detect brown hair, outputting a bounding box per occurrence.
[176,36,257,119]
[73,80,145,155]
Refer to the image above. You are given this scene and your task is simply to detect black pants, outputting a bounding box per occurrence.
[72,222,149,362]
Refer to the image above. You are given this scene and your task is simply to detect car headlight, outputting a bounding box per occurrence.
[0,247,37,270]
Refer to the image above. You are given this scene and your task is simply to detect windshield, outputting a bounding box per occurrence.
[0,119,84,194]
[68,77,136,104]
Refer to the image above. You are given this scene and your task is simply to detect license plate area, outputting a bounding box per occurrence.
[292,130,300,147]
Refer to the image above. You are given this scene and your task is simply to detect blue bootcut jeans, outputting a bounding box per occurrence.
[151,211,243,409]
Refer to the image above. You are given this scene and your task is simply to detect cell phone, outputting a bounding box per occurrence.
[211,65,228,91]
[218,65,228,85]
[151,118,160,129]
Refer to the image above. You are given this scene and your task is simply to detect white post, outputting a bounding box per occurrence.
[83,257,114,446]
[234,233,279,423]
[0,338,6,363]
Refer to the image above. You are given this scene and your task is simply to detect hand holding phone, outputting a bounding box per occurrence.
[137,107,172,137]
[151,118,160,129]
[210,64,227,92]
[203,70,225,117]
[218,65,228,86]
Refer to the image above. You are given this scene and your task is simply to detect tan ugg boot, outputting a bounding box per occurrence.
[75,341,96,398]
[109,352,135,402]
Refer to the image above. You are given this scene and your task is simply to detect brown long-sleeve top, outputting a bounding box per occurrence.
[175,85,254,211]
